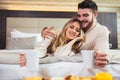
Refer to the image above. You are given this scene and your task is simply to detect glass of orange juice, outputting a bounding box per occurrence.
[95,72,112,80]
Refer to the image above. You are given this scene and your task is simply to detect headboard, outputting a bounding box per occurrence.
[0,10,117,49]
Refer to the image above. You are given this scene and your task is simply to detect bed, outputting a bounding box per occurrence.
[0,10,119,80]
[0,49,120,80]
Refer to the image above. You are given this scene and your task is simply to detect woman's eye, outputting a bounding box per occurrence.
[70,25,74,29]
[76,28,80,32]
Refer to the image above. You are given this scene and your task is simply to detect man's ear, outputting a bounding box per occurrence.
[94,11,98,18]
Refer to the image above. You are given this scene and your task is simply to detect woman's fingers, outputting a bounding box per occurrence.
[19,54,26,67]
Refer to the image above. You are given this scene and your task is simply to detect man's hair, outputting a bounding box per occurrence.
[78,0,98,13]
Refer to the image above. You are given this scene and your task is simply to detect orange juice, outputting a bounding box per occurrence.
[95,72,112,80]
[23,76,42,80]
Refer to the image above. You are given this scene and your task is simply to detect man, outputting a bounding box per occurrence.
[41,0,109,67]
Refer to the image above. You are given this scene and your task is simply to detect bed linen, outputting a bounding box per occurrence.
[0,50,120,80]
[0,62,120,80]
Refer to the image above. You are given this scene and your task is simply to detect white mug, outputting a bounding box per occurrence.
[81,50,95,69]
[81,50,95,76]
[21,50,39,71]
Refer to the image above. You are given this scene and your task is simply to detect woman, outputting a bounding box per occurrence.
[35,17,85,56]
[20,17,85,66]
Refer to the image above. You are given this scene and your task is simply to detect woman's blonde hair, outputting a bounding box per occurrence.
[47,17,85,54]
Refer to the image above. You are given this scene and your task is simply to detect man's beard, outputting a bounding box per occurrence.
[81,18,94,32]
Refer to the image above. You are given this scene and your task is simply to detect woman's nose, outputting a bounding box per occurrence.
[72,29,76,34]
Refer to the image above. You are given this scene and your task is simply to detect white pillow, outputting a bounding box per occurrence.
[10,29,43,42]
[6,36,37,50]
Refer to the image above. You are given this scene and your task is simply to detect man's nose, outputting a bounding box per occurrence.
[78,17,84,22]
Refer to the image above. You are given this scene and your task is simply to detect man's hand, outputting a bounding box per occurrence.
[94,50,108,68]
[41,26,55,39]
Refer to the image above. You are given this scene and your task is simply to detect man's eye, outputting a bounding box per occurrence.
[83,14,89,17]
[77,14,81,18]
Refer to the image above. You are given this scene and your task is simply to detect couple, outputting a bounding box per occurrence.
[20,0,109,68]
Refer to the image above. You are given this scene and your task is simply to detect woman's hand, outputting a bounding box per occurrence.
[67,37,83,46]
[19,53,26,67]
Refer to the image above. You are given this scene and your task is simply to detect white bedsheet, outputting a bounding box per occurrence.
[0,62,120,80]
[0,50,120,80]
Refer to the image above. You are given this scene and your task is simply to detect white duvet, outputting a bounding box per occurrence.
[0,50,120,80]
